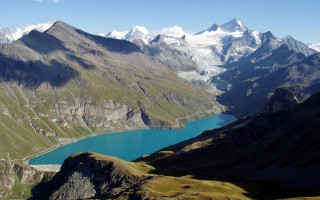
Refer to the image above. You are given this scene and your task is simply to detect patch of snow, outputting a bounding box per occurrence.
[309,43,320,52]
[161,26,185,38]
[163,37,182,45]
[178,66,226,82]
[178,70,201,81]
[252,31,261,44]
[105,30,127,39]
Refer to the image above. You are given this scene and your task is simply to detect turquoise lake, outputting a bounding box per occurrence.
[29,114,236,165]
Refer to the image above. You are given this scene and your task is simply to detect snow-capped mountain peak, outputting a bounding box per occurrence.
[105,30,127,39]
[129,25,149,35]
[105,25,152,43]
[161,26,185,38]
[123,25,151,43]
[221,18,247,32]
[0,20,56,43]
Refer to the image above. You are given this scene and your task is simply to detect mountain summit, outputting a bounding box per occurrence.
[220,18,248,32]
[123,25,151,43]
[106,25,152,43]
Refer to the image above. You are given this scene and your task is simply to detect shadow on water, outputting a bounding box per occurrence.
[216,113,237,127]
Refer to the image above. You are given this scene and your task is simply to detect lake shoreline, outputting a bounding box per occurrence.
[26,108,220,165]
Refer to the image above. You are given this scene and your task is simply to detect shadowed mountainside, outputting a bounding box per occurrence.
[138,89,320,198]
[214,31,320,117]
[31,152,250,200]
[0,21,219,159]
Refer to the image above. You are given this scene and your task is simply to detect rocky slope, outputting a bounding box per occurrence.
[138,89,320,198]
[0,158,53,199]
[0,21,219,159]
[32,152,249,199]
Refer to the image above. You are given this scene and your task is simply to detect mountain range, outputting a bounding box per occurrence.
[0,18,319,160]
[0,19,320,199]
[0,21,218,160]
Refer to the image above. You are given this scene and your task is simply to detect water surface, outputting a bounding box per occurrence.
[29,114,236,164]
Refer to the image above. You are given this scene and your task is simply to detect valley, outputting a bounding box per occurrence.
[0,9,319,199]
[0,21,220,160]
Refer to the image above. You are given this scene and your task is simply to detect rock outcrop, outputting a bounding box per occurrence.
[0,159,49,199]
[32,152,250,199]
[0,159,15,198]
[32,153,147,200]
[265,88,298,113]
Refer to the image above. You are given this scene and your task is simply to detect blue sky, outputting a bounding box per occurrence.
[1,0,319,43]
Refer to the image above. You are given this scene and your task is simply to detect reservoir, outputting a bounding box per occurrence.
[29,114,236,165]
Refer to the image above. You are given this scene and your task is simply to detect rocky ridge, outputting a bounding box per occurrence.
[32,152,249,199]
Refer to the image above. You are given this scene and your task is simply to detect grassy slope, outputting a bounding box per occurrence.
[0,22,221,160]
[72,153,250,199]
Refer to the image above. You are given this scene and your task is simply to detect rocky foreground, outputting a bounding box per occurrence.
[31,152,249,200]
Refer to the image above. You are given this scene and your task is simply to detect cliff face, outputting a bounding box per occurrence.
[0,160,14,198]
[0,159,51,199]
[32,153,147,200]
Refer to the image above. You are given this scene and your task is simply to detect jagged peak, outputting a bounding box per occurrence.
[51,20,67,27]
[208,23,220,31]
[282,35,295,41]
[129,25,149,35]
[261,31,277,42]
[281,35,317,56]
[150,34,166,43]
[45,20,75,33]
[221,18,247,32]
[195,23,222,35]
